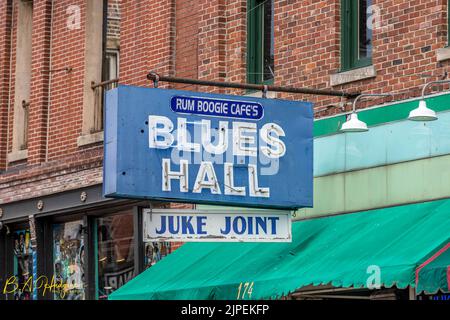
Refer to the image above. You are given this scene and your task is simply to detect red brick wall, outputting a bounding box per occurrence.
[28,0,52,164]
[1,0,450,204]
[225,0,247,86]
[120,0,175,87]
[45,0,85,161]
[174,0,199,90]
[274,1,340,102]
[197,0,227,93]
[0,156,102,204]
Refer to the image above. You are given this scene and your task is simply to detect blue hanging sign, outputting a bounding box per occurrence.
[104,85,313,209]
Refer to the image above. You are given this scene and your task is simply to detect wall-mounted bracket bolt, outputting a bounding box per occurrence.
[37,200,44,211]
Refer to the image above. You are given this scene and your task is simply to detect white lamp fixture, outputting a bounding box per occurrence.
[408,80,445,121]
[341,112,368,132]
[340,93,393,133]
[408,100,437,121]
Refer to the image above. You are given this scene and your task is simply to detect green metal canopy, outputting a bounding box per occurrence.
[416,243,450,294]
[109,199,450,300]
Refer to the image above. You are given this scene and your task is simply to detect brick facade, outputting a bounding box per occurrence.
[1,0,450,204]
[174,0,199,90]
[107,0,120,41]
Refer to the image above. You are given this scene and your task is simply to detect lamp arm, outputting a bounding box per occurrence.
[421,80,450,100]
[352,93,394,113]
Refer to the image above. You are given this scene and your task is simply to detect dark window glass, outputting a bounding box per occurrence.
[97,213,135,300]
[53,221,86,300]
[359,0,372,60]
[248,0,274,84]
[263,0,274,82]
[341,0,373,70]
[104,50,119,84]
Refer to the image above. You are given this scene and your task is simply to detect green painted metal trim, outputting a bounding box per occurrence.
[314,93,450,137]
[296,153,450,219]
[314,114,347,137]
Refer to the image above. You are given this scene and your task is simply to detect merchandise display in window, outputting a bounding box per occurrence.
[53,221,86,300]
[144,242,172,269]
[13,230,35,300]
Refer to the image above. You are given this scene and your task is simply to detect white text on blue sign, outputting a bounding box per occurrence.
[150,96,287,199]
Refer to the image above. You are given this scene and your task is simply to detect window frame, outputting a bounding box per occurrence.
[104,49,120,85]
[247,0,274,85]
[341,0,372,72]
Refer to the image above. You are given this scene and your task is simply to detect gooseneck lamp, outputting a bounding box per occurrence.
[340,93,394,133]
[408,80,449,121]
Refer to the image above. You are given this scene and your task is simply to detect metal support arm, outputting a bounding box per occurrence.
[352,93,394,113]
[421,79,450,100]
[147,71,359,98]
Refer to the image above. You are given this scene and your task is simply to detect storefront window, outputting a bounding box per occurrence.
[97,213,135,300]
[53,220,86,300]
[13,230,35,300]
[144,242,172,269]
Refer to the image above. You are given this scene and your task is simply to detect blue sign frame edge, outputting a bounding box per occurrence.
[103,84,313,210]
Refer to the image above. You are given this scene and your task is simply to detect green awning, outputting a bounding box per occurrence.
[109,199,450,300]
[416,243,450,294]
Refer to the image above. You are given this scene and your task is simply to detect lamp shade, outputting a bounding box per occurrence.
[340,113,368,133]
[408,100,438,121]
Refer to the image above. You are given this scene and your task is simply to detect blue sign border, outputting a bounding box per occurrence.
[104,85,313,210]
